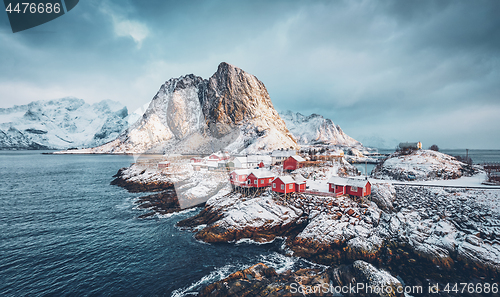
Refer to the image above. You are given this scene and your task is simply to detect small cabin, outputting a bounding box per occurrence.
[283,155,306,171]
[271,176,297,193]
[233,157,248,169]
[247,170,275,188]
[327,176,371,197]
[271,150,297,165]
[271,176,306,194]
[229,169,252,186]
[190,157,203,163]
[398,142,422,150]
[157,161,170,169]
[294,175,307,192]
[209,152,230,161]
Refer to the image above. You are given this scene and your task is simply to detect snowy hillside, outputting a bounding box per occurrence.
[280,110,361,147]
[77,62,298,154]
[0,98,130,150]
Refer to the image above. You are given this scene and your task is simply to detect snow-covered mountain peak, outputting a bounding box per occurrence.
[0,98,130,149]
[280,110,361,147]
[81,63,298,154]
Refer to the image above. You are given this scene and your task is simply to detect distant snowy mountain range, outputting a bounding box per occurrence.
[0,98,135,150]
[279,110,361,147]
[1,63,363,152]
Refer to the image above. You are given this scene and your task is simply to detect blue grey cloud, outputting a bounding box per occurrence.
[0,0,498,149]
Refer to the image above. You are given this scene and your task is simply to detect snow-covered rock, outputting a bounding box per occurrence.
[352,260,403,297]
[390,186,500,273]
[280,110,361,147]
[179,190,305,243]
[0,98,130,149]
[373,149,477,181]
[282,184,499,278]
[370,183,396,212]
[112,158,231,209]
[77,63,298,155]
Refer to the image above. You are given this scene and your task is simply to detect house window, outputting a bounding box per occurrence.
[260,180,264,184]
[281,184,284,190]
[289,184,293,189]
[273,183,276,188]
[351,186,357,191]
[254,180,257,184]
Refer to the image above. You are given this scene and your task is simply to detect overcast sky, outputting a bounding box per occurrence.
[0,0,499,149]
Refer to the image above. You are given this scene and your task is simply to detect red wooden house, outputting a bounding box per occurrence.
[209,152,230,161]
[294,175,307,192]
[271,176,307,194]
[190,157,202,163]
[272,176,297,193]
[327,177,371,197]
[247,170,275,188]
[327,176,347,195]
[229,169,252,187]
[157,161,170,169]
[283,155,306,171]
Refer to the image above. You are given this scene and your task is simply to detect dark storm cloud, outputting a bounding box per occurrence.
[0,0,498,148]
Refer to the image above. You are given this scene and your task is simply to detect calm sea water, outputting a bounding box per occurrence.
[0,151,312,297]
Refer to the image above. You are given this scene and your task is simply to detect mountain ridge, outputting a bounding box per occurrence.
[279,110,361,147]
[82,62,298,154]
[1,63,363,152]
[0,97,130,150]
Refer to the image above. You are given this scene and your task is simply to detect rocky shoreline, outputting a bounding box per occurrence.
[111,164,499,296]
[111,167,189,218]
[111,167,175,193]
[176,184,499,296]
[199,261,406,297]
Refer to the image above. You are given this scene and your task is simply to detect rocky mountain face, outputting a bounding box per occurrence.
[0,98,130,150]
[280,110,361,147]
[83,62,298,154]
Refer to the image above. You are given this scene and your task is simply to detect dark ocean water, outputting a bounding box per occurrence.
[0,151,313,297]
